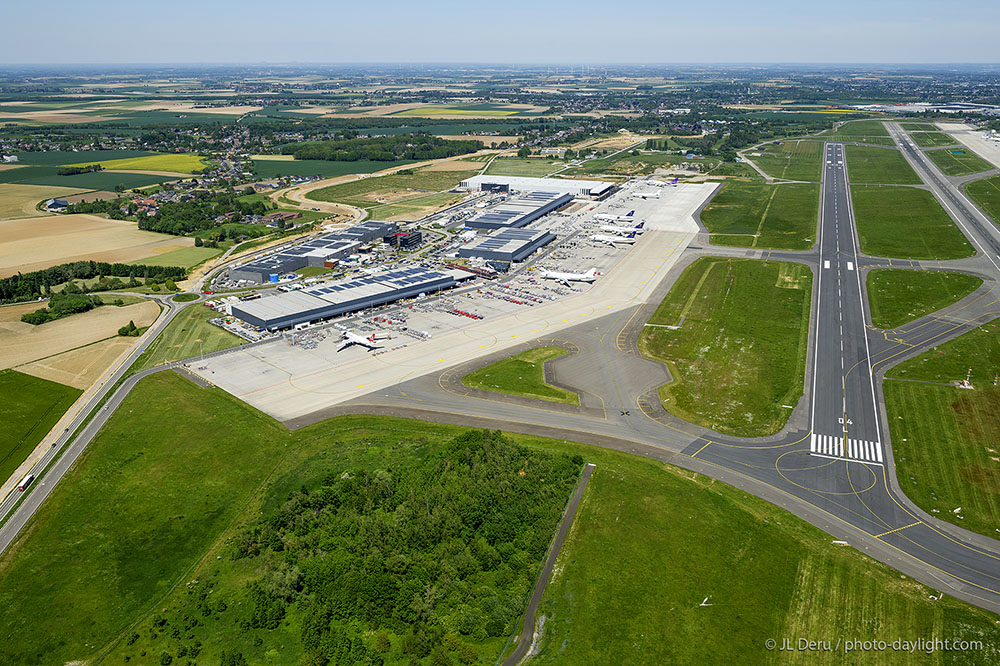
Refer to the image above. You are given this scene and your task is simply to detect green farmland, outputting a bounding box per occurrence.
[866,269,983,329]
[462,346,579,404]
[844,145,921,184]
[851,186,974,260]
[700,181,818,250]
[884,322,1000,539]
[0,165,173,190]
[0,370,81,485]
[251,158,416,179]
[925,148,993,177]
[639,257,812,437]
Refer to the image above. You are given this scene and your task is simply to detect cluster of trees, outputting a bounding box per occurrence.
[57,163,103,176]
[65,197,128,218]
[230,430,583,666]
[138,191,274,235]
[282,134,480,162]
[21,292,103,325]
[0,260,185,304]
[118,319,141,336]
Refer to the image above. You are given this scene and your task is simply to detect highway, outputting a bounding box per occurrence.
[2,130,1000,626]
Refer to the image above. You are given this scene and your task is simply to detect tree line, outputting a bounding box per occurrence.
[0,260,185,304]
[281,134,481,163]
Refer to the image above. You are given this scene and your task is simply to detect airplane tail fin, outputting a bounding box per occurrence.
[635,221,644,229]
[586,268,598,278]
[627,231,636,239]
[626,210,635,217]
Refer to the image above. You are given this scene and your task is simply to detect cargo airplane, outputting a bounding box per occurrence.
[600,220,645,235]
[590,231,638,247]
[540,268,598,286]
[337,330,388,352]
[594,210,636,222]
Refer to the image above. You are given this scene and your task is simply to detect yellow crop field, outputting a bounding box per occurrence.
[68,153,208,174]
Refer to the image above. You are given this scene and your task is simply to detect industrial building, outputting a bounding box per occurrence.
[458,228,556,262]
[466,191,572,230]
[384,230,423,250]
[232,267,473,330]
[228,220,397,283]
[459,174,614,198]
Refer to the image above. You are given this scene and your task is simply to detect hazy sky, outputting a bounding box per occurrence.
[3,0,998,64]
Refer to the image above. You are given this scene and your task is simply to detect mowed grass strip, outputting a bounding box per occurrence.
[749,140,823,181]
[639,258,812,437]
[900,122,939,131]
[0,372,293,666]
[462,346,579,404]
[925,147,994,177]
[885,322,1000,538]
[822,119,895,145]
[850,186,974,259]
[866,269,983,329]
[909,131,959,148]
[844,145,921,184]
[127,245,222,269]
[532,441,1000,666]
[133,304,242,369]
[0,370,81,484]
[68,153,208,174]
[306,167,478,207]
[701,181,818,251]
[965,175,1000,226]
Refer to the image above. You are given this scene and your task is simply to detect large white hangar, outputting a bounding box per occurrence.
[232,267,473,330]
[460,174,614,198]
[466,191,572,230]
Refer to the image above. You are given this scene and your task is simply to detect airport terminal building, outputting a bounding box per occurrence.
[229,220,397,283]
[460,174,613,199]
[232,267,473,330]
[458,228,556,262]
[466,191,572,230]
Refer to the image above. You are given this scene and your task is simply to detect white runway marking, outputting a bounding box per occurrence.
[847,261,854,271]
[824,260,830,269]
[810,433,883,465]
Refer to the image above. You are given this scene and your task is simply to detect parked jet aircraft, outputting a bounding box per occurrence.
[337,330,387,352]
[590,231,638,247]
[539,268,598,286]
[594,209,636,222]
[600,221,645,235]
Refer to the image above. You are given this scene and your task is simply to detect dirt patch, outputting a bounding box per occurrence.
[417,158,487,172]
[0,301,159,369]
[61,190,118,205]
[18,337,137,389]
[0,214,191,278]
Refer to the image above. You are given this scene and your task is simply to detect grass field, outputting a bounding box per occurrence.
[4,373,998,665]
[0,164,174,190]
[484,157,564,177]
[925,148,994,177]
[900,122,940,131]
[965,175,1000,225]
[68,153,208,174]
[462,346,579,404]
[866,269,983,329]
[884,322,1000,539]
[366,191,465,220]
[844,145,921,184]
[171,293,199,303]
[851,186,974,259]
[821,119,895,145]
[700,181,818,250]
[13,150,156,166]
[133,304,241,369]
[0,370,81,485]
[909,132,958,148]
[533,440,1000,666]
[251,158,415,179]
[306,167,478,208]
[639,258,812,437]
[295,265,333,277]
[748,140,824,181]
[127,245,222,268]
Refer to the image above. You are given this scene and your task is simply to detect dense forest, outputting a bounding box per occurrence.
[281,134,481,162]
[138,430,582,666]
[0,260,185,304]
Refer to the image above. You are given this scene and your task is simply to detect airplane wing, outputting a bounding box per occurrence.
[559,278,570,287]
[337,340,352,352]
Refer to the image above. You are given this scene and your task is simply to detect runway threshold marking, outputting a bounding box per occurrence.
[874,521,922,539]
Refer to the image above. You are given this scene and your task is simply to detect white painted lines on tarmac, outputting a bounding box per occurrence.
[824,260,831,269]
[810,433,883,465]
[847,261,854,271]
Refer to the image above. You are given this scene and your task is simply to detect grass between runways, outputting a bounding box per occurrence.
[865,269,983,329]
[965,175,1000,226]
[462,346,579,404]
[884,321,1000,539]
[900,122,940,131]
[132,303,242,370]
[0,370,81,485]
[639,257,812,437]
[909,132,959,148]
[700,181,818,250]
[844,145,921,184]
[748,140,824,181]
[925,147,994,177]
[820,119,895,146]
[850,186,974,260]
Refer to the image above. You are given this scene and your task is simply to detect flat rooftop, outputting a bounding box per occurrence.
[460,174,613,196]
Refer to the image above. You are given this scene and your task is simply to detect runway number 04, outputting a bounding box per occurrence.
[838,417,853,425]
